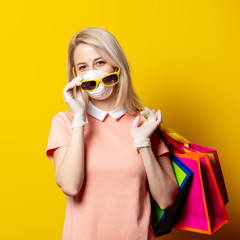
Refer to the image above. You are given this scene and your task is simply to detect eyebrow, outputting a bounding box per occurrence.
[76,57,103,66]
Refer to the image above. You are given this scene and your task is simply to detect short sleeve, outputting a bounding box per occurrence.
[45,111,72,162]
[151,130,170,158]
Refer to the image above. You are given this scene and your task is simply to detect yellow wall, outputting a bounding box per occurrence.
[0,0,239,239]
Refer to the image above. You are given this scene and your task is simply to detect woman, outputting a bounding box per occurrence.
[46,27,178,240]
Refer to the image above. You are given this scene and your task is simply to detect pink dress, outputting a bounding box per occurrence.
[46,103,170,240]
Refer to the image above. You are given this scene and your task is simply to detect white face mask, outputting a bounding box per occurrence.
[82,70,114,100]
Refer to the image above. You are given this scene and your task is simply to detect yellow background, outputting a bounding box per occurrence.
[0,0,239,239]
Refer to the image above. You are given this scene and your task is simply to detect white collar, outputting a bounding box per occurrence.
[87,101,126,121]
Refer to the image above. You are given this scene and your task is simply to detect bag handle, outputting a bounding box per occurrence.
[142,110,190,148]
[160,122,190,147]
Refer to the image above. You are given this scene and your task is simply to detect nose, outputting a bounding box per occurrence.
[84,67,97,75]
[81,68,100,80]
[80,68,95,78]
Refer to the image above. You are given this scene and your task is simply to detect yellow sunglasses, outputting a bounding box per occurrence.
[72,67,121,92]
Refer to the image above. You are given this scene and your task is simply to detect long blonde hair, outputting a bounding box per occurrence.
[67,27,144,114]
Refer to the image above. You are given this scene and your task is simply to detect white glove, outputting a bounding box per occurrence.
[63,75,88,128]
[131,107,162,149]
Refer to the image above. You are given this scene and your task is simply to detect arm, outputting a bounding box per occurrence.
[54,126,85,197]
[131,107,178,210]
[138,147,178,210]
[54,73,87,196]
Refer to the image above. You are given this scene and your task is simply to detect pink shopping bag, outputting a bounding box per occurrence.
[172,151,229,234]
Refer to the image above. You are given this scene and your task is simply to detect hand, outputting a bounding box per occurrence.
[63,76,88,128]
[131,107,162,148]
[63,75,86,115]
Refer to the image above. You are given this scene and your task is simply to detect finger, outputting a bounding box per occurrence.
[149,110,156,118]
[140,110,147,115]
[64,77,82,92]
[140,111,149,120]
[76,75,83,80]
[73,76,83,83]
[64,80,77,91]
[146,108,156,120]
[141,107,152,117]
[75,81,82,86]
[132,116,140,128]
[141,108,155,121]
[75,86,84,100]
[145,107,155,115]
[144,107,152,114]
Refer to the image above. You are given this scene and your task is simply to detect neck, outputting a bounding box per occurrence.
[90,86,118,111]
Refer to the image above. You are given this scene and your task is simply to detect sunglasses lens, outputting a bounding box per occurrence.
[102,74,118,85]
[81,81,96,91]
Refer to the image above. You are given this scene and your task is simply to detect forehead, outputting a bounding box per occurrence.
[73,43,101,63]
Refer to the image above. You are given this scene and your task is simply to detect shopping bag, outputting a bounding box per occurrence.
[159,121,229,205]
[150,154,194,237]
[156,121,229,234]
[143,114,229,234]
[172,151,229,234]
[181,143,228,204]
[155,127,185,154]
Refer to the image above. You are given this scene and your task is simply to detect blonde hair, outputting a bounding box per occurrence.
[67,27,144,115]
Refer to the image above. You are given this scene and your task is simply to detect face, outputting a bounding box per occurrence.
[73,43,116,78]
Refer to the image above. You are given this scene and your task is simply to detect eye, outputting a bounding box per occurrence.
[78,65,85,70]
[97,60,105,65]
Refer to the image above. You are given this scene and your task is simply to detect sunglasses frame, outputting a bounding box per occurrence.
[72,67,121,92]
